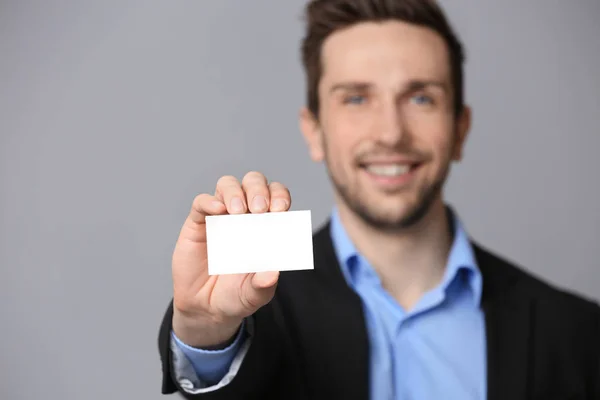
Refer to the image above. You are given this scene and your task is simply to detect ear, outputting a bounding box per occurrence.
[299,106,325,162]
[452,105,472,161]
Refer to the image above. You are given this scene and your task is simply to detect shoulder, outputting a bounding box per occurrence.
[473,241,600,320]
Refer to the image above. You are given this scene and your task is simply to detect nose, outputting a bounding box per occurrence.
[375,98,407,147]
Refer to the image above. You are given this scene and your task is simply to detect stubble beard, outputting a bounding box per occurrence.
[328,168,445,231]
[322,141,452,232]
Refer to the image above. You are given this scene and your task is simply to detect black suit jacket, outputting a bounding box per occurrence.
[158,222,600,400]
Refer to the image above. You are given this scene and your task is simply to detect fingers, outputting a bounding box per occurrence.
[214,172,291,215]
[268,182,291,212]
[242,171,270,213]
[215,175,247,214]
[188,193,227,225]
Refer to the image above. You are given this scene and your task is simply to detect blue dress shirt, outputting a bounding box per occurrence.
[172,207,487,399]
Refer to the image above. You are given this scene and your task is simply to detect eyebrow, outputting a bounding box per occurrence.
[328,80,448,94]
[329,82,372,93]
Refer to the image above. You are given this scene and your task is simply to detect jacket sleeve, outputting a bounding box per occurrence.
[158,292,304,400]
[170,320,251,393]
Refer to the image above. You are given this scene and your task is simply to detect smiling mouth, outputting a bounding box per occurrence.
[360,163,421,177]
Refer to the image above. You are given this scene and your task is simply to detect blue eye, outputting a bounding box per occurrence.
[344,95,366,105]
[411,94,433,105]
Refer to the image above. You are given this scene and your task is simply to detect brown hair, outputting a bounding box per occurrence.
[300,0,466,118]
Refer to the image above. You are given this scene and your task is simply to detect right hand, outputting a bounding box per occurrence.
[171,171,291,348]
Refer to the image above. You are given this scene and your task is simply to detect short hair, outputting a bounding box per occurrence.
[300,0,466,118]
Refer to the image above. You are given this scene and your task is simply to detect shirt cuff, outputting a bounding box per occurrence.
[170,318,253,394]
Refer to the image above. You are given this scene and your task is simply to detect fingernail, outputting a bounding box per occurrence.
[251,195,267,212]
[271,199,288,211]
[231,197,244,213]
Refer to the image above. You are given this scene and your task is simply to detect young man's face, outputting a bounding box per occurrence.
[301,21,471,230]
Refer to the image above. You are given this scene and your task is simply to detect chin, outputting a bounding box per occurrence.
[352,186,442,230]
[347,201,424,230]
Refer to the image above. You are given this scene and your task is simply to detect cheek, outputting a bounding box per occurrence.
[323,111,366,159]
[324,130,355,167]
[406,115,455,152]
[430,135,457,173]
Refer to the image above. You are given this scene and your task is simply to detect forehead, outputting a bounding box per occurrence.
[320,21,451,88]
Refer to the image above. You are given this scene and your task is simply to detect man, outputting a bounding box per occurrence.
[158,0,600,399]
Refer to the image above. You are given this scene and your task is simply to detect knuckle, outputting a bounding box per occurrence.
[238,276,260,312]
[269,182,290,197]
[173,295,196,314]
[242,171,267,185]
[242,173,269,198]
[216,175,242,197]
[216,175,239,189]
[239,290,259,312]
[250,186,270,198]
[192,193,210,207]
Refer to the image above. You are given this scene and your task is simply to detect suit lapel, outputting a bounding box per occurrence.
[474,244,534,400]
[306,224,371,399]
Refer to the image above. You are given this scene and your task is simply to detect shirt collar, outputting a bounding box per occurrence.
[329,206,483,307]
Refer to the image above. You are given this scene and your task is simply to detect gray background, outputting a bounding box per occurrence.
[1,1,599,399]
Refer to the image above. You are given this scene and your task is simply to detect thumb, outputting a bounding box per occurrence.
[240,271,280,312]
[251,271,280,289]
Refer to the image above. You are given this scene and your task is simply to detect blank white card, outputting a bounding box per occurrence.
[205,210,314,275]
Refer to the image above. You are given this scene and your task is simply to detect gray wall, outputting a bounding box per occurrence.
[1,1,599,399]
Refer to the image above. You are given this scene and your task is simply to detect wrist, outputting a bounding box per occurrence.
[172,310,243,349]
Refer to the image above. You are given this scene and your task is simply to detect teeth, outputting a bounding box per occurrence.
[365,164,410,177]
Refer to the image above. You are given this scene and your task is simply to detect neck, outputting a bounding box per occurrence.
[336,196,453,310]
